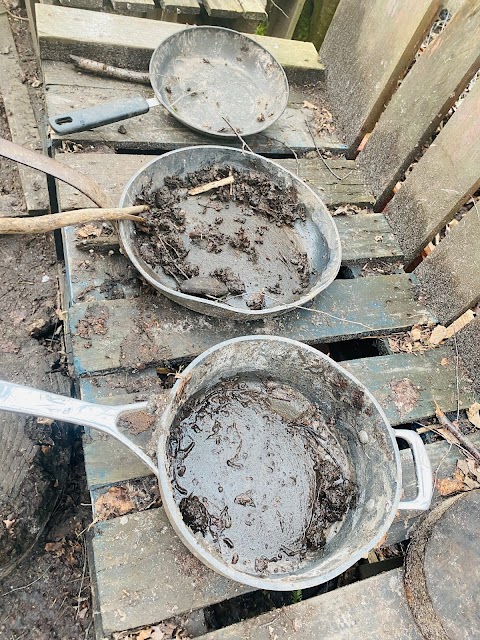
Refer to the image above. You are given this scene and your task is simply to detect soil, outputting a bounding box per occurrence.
[0,9,94,639]
[135,166,314,310]
[168,375,356,578]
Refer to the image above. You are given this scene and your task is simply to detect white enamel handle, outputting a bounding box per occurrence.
[0,379,159,478]
[395,428,433,511]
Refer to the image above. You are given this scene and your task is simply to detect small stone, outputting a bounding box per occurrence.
[365,498,375,512]
[179,276,228,299]
[359,430,369,444]
[41,275,50,283]
[117,124,127,135]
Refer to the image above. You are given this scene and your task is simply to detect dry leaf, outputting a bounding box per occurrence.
[45,540,65,555]
[467,402,480,429]
[436,427,460,446]
[391,378,419,417]
[150,629,164,640]
[137,629,152,640]
[436,475,465,496]
[2,518,15,532]
[429,325,447,345]
[95,486,135,521]
[410,326,422,341]
[302,100,318,110]
[440,357,449,366]
[76,224,102,238]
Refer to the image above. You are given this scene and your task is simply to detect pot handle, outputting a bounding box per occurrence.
[49,96,152,135]
[0,379,159,479]
[395,429,433,511]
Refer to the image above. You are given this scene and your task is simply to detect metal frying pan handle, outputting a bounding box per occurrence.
[0,379,159,479]
[49,96,157,135]
[395,429,433,511]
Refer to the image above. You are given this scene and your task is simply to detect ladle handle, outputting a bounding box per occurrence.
[395,429,433,511]
[49,96,151,135]
[0,380,159,478]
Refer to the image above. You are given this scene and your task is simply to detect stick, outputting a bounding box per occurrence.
[434,401,480,464]
[188,176,234,196]
[69,55,150,85]
[0,206,148,235]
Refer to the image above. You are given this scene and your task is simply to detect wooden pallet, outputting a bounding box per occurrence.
[37,4,480,638]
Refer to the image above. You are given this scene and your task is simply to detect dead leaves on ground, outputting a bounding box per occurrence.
[95,478,161,522]
[44,537,82,566]
[113,619,187,640]
[76,224,103,239]
[388,322,438,354]
[302,101,336,135]
[436,458,480,496]
[467,402,480,429]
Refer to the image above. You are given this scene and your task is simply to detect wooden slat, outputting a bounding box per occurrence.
[266,0,306,39]
[111,0,156,13]
[160,0,201,14]
[204,0,244,17]
[384,77,480,263]
[53,152,373,210]
[198,569,421,640]
[343,348,474,427]
[359,0,480,210]
[236,0,266,21]
[43,62,342,153]
[67,275,433,376]
[36,4,325,83]
[414,206,480,325]
[91,507,250,634]
[456,314,480,396]
[320,0,439,154]
[0,10,50,214]
[58,0,103,9]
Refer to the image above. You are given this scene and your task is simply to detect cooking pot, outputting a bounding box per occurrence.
[0,336,432,590]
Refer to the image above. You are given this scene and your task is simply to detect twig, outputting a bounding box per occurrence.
[304,116,354,182]
[270,0,289,19]
[222,117,254,154]
[3,7,28,21]
[188,175,234,196]
[434,401,480,464]
[76,537,88,619]
[69,55,150,85]
[297,305,374,330]
[0,566,52,597]
[0,205,148,235]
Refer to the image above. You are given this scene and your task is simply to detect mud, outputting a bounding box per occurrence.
[134,166,315,310]
[167,376,356,578]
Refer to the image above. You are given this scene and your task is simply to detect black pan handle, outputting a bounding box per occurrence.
[49,95,151,135]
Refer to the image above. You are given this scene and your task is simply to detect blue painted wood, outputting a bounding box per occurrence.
[68,274,433,377]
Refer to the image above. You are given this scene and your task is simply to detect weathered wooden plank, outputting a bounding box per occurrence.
[0,10,50,214]
[414,207,480,325]
[456,314,480,396]
[266,0,306,39]
[43,65,342,153]
[58,0,103,9]
[36,4,325,83]
[199,568,421,640]
[343,347,474,427]
[359,0,480,210]
[320,0,439,154]
[92,507,250,634]
[236,0,266,21]
[159,0,201,14]
[110,0,156,13]
[384,76,480,263]
[53,151,372,211]
[204,0,244,17]
[67,275,433,376]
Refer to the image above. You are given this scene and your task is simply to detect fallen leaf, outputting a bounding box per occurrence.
[429,325,447,345]
[436,470,465,496]
[390,378,419,417]
[410,326,422,341]
[95,486,135,521]
[45,540,65,555]
[467,402,480,429]
[302,100,318,110]
[436,427,460,446]
[137,629,152,640]
[440,357,449,366]
[2,518,15,532]
[150,629,164,640]
[76,224,102,238]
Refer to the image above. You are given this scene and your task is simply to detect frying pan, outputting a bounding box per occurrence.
[0,336,433,590]
[0,139,342,321]
[49,27,289,138]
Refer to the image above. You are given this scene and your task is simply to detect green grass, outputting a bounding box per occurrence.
[292,589,303,604]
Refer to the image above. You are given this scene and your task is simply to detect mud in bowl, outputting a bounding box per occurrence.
[0,336,433,590]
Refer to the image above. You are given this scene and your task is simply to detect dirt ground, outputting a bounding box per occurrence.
[0,6,94,639]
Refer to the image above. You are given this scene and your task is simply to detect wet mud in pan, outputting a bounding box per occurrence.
[167,376,357,578]
[134,166,317,311]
